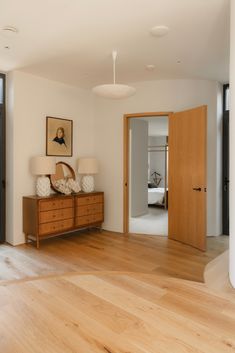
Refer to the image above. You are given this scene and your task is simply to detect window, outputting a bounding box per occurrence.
[223,84,230,112]
[0,73,5,242]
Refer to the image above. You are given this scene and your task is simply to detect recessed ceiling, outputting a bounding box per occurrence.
[0,0,230,88]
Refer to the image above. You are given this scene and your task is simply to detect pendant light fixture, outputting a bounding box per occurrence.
[92,51,136,99]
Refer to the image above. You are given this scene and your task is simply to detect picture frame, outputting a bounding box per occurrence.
[46,116,73,157]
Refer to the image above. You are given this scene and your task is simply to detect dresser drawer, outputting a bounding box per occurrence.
[75,213,103,227]
[23,192,104,248]
[39,198,73,211]
[75,215,91,227]
[75,203,103,217]
[91,213,104,223]
[75,194,103,206]
[39,208,74,224]
[39,218,74,236]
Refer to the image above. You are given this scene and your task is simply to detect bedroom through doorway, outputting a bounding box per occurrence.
[128,115,169,236]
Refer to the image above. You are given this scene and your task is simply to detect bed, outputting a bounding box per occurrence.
[148,187,168,207]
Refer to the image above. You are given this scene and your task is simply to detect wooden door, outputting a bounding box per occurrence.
[168,106,207,251]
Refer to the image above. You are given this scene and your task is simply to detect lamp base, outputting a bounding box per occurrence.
[36,176,51,197]
[81,175,95,193]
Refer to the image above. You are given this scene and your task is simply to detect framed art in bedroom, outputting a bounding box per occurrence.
[46,116,73,157]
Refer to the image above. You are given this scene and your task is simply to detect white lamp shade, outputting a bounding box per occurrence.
[78,158,98,174]
[92,51,136,99]
[92,84,136,99]
[30,156,56,175]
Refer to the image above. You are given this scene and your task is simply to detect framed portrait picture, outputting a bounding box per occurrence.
[46,117,73,157]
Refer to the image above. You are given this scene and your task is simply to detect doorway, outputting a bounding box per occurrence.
[128,116,169,236]
[124,106,207,251]
[123,112,171,235]
[0,74,5,243]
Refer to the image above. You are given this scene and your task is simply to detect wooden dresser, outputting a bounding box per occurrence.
[23,192,104,248]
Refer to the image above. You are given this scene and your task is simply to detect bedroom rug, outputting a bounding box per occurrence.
[129,207,168,236]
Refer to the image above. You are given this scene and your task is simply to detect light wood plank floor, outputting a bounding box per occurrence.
[0,231,233,353]
[0,231,228,283]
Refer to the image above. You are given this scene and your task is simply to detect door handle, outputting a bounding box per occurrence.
[193,187,201,191]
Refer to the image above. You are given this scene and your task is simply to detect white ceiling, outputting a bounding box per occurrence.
[0,0,230,88]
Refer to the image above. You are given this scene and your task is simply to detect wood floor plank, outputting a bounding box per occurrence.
[0,232,228,283]
[2,272,235,353]
[0,232,233,352]
[5,280,149,353]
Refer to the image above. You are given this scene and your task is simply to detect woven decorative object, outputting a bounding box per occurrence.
[54,178,81,195]
[36,176,51,197]
[54,179,71,195]
[67,178,81,193]
[81,175,95,193]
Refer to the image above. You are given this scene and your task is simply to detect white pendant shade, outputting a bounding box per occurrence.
[92,51,136,99]
[92,83,136,99]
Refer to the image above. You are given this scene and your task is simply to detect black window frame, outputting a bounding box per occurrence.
[223,83,230,113]
[222,83,229,235]
[0,73,6,243]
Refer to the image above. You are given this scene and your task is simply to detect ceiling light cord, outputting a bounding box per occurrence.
[92,50,136,99]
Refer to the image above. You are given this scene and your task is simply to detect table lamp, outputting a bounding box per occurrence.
[78,158,98,193]
[30,156,56,197]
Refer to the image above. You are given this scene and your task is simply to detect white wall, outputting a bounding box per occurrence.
[6,73,15,245]
[93,79,223,236]
[229,1,235,288]
[6,74,223,244]
[144,116,168,136]
[130,119,148,217]
[6,71,94,245]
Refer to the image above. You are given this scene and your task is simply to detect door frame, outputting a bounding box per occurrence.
[123,111,172,233]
